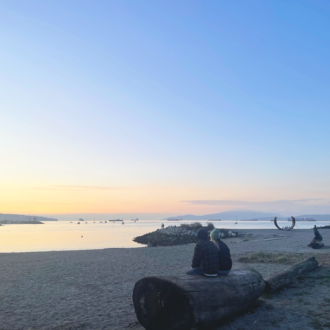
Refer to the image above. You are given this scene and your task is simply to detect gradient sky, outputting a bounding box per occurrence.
[1,0,330,216]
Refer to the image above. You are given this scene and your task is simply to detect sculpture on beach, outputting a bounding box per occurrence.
[274,216,295,231]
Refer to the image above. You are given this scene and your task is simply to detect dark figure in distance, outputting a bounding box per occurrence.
[308,225,324,249]
[187,228,219,276]
[313,225,322,241]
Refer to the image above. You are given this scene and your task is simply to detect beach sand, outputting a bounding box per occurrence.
[0,228,329,330]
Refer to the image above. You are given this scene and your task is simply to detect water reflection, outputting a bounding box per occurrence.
[0,220,324,253]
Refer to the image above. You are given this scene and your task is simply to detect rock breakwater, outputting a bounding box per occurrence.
[133,224,241,246]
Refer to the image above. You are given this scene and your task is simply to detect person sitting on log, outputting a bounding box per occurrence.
[308,226,324,249]
[186,228,219,276]
[313,225,322,241]
[210,229,232,275]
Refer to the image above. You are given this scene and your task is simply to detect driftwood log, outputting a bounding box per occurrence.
[264,256,318,293]
[133,270,265,330]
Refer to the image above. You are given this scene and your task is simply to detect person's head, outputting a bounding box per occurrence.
[197,228,208,241]
[210,229,221,241]
[210,229,221,249]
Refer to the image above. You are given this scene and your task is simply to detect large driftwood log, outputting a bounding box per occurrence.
[133,270,265,330]
[264,256,318,293]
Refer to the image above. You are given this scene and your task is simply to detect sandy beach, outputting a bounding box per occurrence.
[0,228,329,330]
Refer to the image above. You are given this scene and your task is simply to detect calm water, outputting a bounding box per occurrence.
[0,220,328,253]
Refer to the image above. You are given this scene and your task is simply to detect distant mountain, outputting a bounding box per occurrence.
[248,216,287,221]
[295,214,330,221]
[163,211,284,221]
[0,213,58,222]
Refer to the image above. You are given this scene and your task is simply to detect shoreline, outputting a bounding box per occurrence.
[0,228,326,254]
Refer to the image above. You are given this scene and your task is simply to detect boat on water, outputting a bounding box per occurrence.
[77,222,80,224]
[131,218,139,221]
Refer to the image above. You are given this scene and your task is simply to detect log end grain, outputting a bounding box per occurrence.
[133,276,193,330]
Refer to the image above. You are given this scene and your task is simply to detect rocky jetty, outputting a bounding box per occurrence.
[0,220,43,224]
[133,223,241,246]
[0,214,57,222]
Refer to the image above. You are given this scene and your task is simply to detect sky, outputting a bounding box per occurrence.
[1,0,330,217]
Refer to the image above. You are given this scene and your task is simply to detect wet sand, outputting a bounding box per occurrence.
[0,228,329,330]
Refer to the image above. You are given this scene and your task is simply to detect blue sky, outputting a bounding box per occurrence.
[1,0,330,216]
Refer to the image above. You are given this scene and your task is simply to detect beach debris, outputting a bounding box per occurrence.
[126,321,139,328]
[264,256,318,293]
[133,270,265,330]
[274,216,295,231]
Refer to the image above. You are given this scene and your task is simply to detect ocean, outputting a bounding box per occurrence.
[0,219,328,253]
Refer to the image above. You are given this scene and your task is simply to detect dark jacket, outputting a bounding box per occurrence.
[214,239,232,271]
[191,239,219,275]
[314,229,323,241]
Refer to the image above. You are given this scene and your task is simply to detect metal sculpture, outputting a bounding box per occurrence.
[274,216,295,231]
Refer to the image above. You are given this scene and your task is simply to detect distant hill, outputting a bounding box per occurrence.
[163,211,284,221]
[295,214,330,221]
[0,213,58,222]
[248,216,287,221]
[163,212,330,221]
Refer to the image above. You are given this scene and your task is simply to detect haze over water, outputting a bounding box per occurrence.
[0,220,328,253]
